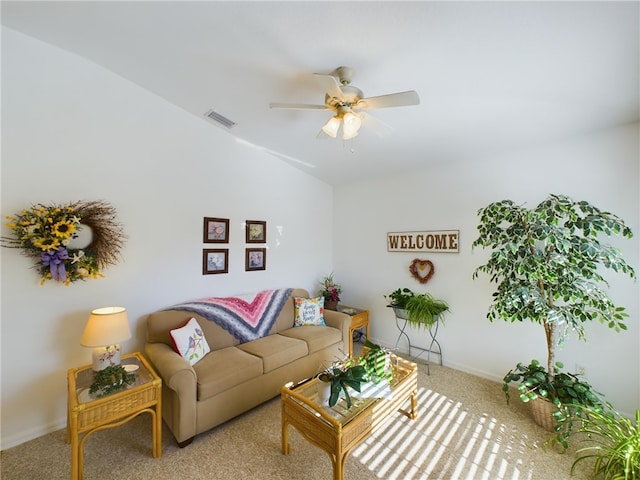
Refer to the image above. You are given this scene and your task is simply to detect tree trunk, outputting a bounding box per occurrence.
[544,320,556,381]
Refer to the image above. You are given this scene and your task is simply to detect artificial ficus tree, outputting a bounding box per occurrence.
[472,194,636,381]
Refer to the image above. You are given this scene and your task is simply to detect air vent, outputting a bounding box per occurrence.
[204,109,236,129]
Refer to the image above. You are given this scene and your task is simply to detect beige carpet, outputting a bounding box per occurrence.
[1,359,593,480]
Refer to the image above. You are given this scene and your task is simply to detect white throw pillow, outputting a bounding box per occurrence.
[294,297,326,327]
[170,317,211,365]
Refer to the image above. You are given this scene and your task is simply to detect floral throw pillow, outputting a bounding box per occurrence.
[294,297,326,327]
[170,317,211,366]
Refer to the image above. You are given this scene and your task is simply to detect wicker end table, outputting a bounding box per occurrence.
[281,354,417,480]
[66,352,162,480]
[337,305,370,357]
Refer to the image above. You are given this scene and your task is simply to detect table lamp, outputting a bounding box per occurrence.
[81,306,131,371]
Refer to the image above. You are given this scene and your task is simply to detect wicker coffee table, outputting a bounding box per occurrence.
[281,354,417,480]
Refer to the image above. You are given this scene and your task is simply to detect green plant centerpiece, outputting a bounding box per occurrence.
[472,194,635,446]
[385,287,449,328]
[317,341,394,408]
[361,339,394,384]
[318,358,366,408]
[89,365,135,398]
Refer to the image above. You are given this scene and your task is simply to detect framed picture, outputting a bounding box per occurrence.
[245,248,266,271]
[246,220,266,243]
[203,249,229,274]
[203,217,229,243]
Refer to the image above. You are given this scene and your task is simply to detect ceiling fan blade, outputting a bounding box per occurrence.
[313,73,345,102]
[359,112,394,137]
[269,102,329,110]
[356,90,420,109]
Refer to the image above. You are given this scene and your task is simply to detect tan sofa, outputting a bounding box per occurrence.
[144,288,351,446]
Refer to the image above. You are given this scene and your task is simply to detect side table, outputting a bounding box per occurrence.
[66,352,162,480]
[337,305,369,357]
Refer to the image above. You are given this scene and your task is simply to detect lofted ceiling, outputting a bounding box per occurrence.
[2,1,638,186]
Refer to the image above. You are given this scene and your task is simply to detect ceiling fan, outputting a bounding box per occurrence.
[269,66,420,140]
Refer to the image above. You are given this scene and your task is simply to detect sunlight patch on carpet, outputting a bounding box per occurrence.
[352,386,535,479]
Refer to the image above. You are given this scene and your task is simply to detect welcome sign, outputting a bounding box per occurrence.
[387,230,459,253]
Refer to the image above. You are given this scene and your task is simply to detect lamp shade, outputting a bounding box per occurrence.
[81,306,131,347]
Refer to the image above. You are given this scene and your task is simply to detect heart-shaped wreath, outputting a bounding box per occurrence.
[409,258,434,284]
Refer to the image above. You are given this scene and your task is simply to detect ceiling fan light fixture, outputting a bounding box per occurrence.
[342,128,359,140]
[321,116,341,138]
[270,66,420,140]
[342,111,362,140]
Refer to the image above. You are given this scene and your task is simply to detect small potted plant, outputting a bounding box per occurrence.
[318,273,342,311]
[384,287,449,328]
[317,358,366,408]
[361,339,394,384]
[317,341,392,408]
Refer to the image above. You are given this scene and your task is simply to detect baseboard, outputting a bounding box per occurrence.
[1,417,66,451]
[369,335,506,383]
[442,360,503,384]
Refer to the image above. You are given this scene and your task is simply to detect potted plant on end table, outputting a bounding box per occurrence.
[472,194,635,447]
[318,273,342,311]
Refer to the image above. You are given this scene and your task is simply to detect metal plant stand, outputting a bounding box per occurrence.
[392,309,442,375]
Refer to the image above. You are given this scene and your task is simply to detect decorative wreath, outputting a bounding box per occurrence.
[409,258,435,284]
[2,200,125,285]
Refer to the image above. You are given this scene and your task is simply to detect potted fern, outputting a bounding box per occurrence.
[385,287,449,328]
[472,194,635,439]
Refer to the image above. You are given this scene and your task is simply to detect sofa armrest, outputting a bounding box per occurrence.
[145,342,196,393]
[145,342,198,444]
[323,309,352,352]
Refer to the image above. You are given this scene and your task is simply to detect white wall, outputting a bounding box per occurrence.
[0,28,334,449]
[3,25,639,451]
[334,123,639,417]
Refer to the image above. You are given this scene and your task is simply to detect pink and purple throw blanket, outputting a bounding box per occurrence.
[167,288,293,343]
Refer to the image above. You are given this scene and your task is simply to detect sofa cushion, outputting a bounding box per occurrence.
[146,310,240,350]
[267,288,310,334]
[237,334,308,373]
[279,325,342,354]
[194,347,263,401]
[169,317,211,366]
[294,296,326,326]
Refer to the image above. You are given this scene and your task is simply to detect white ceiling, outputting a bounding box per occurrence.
[2,1,639,186]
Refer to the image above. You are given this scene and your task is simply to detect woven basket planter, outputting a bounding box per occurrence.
[324,300,339,311]
[530,396,558,432]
